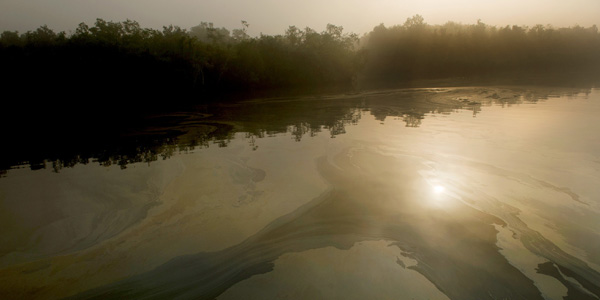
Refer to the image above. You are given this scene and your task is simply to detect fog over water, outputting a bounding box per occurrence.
[1,86,599,299]
[2,1,600,298]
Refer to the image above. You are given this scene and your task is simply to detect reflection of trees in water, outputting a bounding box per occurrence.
[1,124,235,175]
[241,109,360,144]
[328,109,361,138]
[328,120,347,137]
[402,113,423,127]
[0,87,593,176]
[237,106,362,143]
[288,123,314,142]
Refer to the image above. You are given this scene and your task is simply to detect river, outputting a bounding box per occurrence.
[1,85,599,299]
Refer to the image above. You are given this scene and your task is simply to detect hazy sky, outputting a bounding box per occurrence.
[1,0,599,36]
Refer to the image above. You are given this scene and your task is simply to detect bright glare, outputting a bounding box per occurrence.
[433,185,445,194]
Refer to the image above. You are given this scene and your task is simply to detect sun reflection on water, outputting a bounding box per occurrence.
[421,174,461,209]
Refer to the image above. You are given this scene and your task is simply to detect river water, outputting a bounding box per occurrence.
[1,86,599,299]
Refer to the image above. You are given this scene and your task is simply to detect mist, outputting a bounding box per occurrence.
[1,0,600,36]
[2,16,599,99]
[2,3,600,299]
[1,15,599,173]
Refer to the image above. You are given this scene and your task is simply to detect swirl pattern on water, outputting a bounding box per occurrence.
[1,86,599,299]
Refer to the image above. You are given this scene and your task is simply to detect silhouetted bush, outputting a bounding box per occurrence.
[2,16,598,107]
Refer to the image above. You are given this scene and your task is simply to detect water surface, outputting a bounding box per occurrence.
[1,86,599,299]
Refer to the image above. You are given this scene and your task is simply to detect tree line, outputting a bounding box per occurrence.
[0,19,360,103]
[1,16,599,102]
[362,15,600,85]
[1,16,598,176]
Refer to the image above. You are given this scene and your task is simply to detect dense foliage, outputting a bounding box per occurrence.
[362,16,600,84]
[0,20,360,103]
[1,16,599,173]
[2,16,599,103]
[0,20,360,173]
